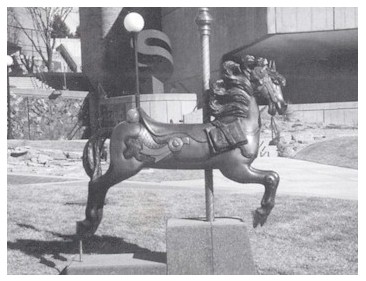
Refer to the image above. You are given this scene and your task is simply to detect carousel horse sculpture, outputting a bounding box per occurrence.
[77,55,287,237]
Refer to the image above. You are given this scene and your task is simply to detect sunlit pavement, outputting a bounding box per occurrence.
[125,157,358,201]
[7,158,357,201]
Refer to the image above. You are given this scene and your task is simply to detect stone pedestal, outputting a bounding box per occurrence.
[62,253,166,275]
[63,217,255,275]
[166,218,257,275]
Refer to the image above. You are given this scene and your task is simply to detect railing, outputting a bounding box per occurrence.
[35,70,47,89]
[30,76,39,89]
[97,83,107,99]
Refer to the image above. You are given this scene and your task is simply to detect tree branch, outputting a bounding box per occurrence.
[10,13,47,63]
[11,7,73,72]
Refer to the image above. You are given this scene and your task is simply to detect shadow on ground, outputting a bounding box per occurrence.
[8,223,166,274]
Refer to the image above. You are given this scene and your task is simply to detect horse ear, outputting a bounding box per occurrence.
[272,61,276,71]
[269,60,273,69]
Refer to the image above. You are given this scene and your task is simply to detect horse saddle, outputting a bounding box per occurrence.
[138,108,209,143]
[205,118,248,154]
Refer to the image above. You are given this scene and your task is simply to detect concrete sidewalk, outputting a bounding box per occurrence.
[126,158,358,201]
[7,158,358,201]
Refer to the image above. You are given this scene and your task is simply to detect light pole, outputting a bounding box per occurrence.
[7,55,13,139]
[195,8,214,222]
[124,12,145,108]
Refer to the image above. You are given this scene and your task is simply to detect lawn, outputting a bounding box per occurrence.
[295,136,358,169]
[7,180,358,275]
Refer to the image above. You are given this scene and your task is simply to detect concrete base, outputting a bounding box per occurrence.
[62,254,166,275]
[166,218,256,275]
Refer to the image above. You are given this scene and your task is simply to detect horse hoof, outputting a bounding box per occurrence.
[252,209,268,228]
[76,220,97,238]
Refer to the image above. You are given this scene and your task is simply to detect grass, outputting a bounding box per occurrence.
[7,139,87,152]
[7,137,358,274]
[8,180,358,275]
[295,136,358,169]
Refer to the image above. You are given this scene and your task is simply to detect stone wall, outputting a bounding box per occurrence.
[9,91,87,140]
[289,102,358,126]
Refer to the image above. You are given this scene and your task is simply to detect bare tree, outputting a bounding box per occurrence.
[19,54,35,73]
[7,8,20,45]
[10,7,73,72]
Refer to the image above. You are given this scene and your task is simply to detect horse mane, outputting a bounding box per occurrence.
[209,60,254,120]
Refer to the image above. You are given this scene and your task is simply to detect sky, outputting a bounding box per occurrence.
[65,7,79,33]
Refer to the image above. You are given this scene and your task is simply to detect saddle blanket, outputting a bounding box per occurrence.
[205,118,248,154]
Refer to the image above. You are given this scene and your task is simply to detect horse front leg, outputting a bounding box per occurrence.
[220,161,279,227]
[249,167,279,227]
[76,171,118,238]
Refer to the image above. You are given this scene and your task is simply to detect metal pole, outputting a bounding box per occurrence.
[79,240,83,262]
[195,8,214,222]
[63,63,67,90]
[133,33,140,108]
[7,66,12,139]
[26,97,31,140]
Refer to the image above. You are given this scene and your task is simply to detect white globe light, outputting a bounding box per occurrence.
[7,55,13,66]
[124,12,145,32]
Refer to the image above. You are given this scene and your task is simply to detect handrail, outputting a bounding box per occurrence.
[97,83,107,99]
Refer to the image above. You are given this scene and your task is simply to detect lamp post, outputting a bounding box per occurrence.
[195,8,214,222]
[7,55,13,139]
[124,12,145,108]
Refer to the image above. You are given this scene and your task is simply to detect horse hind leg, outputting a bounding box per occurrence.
[220,163,279,228]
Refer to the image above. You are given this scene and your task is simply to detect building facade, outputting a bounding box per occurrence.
[79,7,358,125]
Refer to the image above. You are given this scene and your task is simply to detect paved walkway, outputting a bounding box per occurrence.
[7,158,358,201]
[7,173,83,185]
[126,158,358,201]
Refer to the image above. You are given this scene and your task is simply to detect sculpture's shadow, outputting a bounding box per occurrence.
[8,223,166,274]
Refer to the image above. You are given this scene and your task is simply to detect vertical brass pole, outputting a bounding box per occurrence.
[7,66,12,139]
[133,33,140,108]
[195,8,214,222]
[79,240,83,262]
[26,97,31,140]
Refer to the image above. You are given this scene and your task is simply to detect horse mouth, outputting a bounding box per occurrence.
[275,101,287,115]
[268,101,287,116]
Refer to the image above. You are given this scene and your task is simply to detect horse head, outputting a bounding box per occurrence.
[241,55,288,116]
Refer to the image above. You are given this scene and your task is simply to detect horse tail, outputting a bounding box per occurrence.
[82,127,113,180]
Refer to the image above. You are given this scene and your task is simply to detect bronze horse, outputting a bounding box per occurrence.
[77,55,287,237]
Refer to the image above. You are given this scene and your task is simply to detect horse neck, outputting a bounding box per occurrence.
[241,94,260,132]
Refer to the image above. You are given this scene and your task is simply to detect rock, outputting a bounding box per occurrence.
[10,146,29,157]
[37,154,52,165]
[27,161,40,167]
[278,145,296,158]
[292,123,303,128]
[64,151,82,159]
[279,132,292,144]
[325,123,339,129]
[30,157,38,163]
[313,135,326,141]
[10,150,28,157]
[51,150,68,160]
[291,132,314,144]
